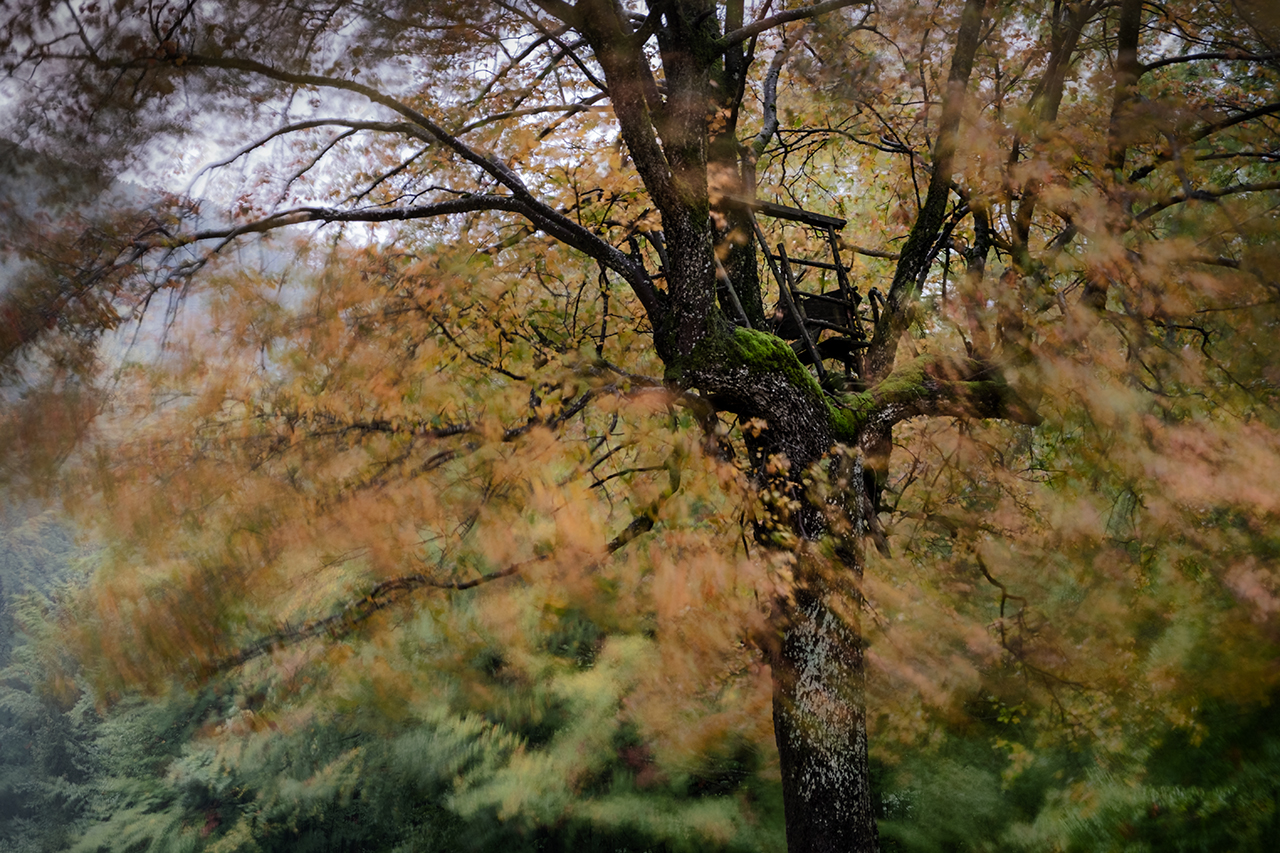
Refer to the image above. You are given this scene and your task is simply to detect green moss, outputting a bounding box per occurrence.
[665,331,977,444]
[665,326,825,400]
[828,355,934,442]
[871,355,930,397]
[827,392,874,443]
[667,327,927,443]
[731,328,825,393]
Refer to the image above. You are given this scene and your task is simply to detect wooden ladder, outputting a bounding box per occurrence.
[724,197,868,384]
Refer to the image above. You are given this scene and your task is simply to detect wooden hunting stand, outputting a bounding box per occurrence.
[720,197,869,385]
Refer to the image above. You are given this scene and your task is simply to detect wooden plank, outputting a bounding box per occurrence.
[798,291,857,308]
[755,199,847,229]
[802,317,861,337]
[791,337,872,367]
[777,254,847,272]
[751,210,825,381]
[824,223,861,377]
[719,194,847,230]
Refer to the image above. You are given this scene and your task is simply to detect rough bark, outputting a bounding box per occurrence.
[773,586,877,853]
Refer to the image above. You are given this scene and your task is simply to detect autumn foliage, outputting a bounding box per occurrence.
[3,0,1280,850]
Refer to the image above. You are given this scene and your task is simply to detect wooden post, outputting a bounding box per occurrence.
[776,241,827,384]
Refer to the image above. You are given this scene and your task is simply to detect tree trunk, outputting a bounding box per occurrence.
[772,587,878,853]
[574,7,891,847]
[683,332,881,851]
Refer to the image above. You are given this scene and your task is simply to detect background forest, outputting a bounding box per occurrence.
[3,1,1280,851]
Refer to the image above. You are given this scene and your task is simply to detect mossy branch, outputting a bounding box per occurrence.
[668,327,1038,479]
[831,353,1041,442]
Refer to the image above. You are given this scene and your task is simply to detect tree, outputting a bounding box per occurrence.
[3,1,1280,851]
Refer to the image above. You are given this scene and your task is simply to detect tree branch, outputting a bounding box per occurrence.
[1186,100,1280,147]
[1135,180,1280,221]
[865,0,987,382]
[185,196,533,243]
[574,0,677,215]
[140,51,662,320]
[720,0,869,47]
[184,119,433,193]
[1106,0,1144,173]
[749,33,793,160]
[845,354,1042,432]
[207,557,544,673]
[1142,49,1280,73]
[456,94,609,134]
[207,461,672,674]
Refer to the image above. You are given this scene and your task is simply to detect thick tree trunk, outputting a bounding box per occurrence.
[684,334,881,851]
[772,588,878,853]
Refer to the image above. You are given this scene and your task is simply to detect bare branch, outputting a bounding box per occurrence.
[749,33,794,160]
[185,119,432,194]
[469,23,571,105]
[1187,100,1280,147]
[1135,180,1280,221]
[153,52,660,318]
[1142,49,1280,73]
[186,196,533,243]
[457,94,609,134]
[721,0,869,48]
